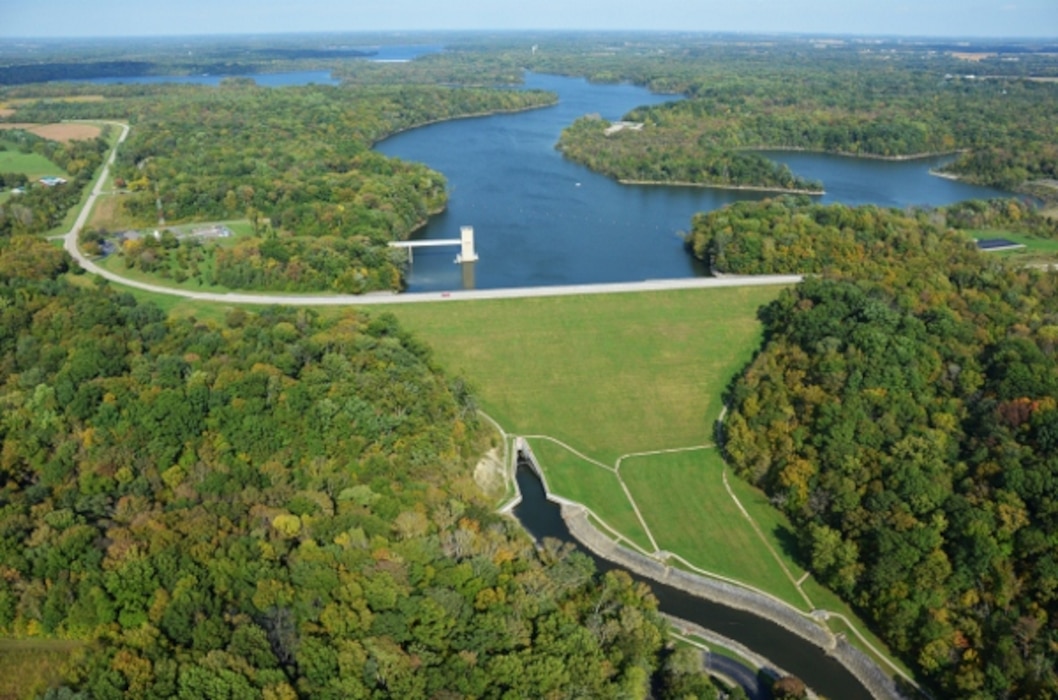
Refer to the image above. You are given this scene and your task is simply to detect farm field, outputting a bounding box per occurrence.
[0,122,102,143]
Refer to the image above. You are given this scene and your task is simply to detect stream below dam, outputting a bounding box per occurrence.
[512,461,877,700]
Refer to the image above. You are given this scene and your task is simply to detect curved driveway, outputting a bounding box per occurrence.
[64,123,802,305]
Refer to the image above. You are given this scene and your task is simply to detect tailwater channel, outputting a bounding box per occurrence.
[512,461,874,700]
[375,72,1010,293]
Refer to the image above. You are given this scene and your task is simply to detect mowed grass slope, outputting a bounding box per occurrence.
[530,439,654,552]
[389,285,781,464]
[620,448,808,607]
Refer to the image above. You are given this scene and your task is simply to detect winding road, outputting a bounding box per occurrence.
[64,121,802,306]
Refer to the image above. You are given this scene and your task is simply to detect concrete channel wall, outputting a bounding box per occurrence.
[514,439,907,700]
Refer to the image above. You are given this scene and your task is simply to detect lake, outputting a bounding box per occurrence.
[374,72,1010,292]
[74,44,444,86]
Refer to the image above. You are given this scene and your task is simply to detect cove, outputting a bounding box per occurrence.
[512,462,875,700]
[374,72,1010,293]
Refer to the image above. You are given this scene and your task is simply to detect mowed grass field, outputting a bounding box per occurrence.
[390,284,908,665]
[0,150,64,180]
[621,448,808,606]
[389,284,829,609]
[530,439,654,552]
[966,228,1058,261]
[389,286,779,464]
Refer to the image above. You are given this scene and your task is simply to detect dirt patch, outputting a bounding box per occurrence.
[0,108,14,118]
[474,447,507,499]
[88,195,132,230]
[0,122,102,142]
[30,123,102,142]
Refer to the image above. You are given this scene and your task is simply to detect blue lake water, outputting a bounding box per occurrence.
[374,73,1010,292]
[74,44,443,86]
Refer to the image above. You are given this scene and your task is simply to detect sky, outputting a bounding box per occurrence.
[1,0,1056,39]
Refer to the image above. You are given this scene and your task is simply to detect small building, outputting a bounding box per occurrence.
[38,176,67,187]
[975,238,1026,253]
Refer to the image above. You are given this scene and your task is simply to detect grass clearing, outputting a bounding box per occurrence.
[388,285,779,464]
[964,228,1058,263]
[0,150,64,180]
[621,449,807,608]
[0,638,83,699]
[529,438,653,551]
[87,194,141,231]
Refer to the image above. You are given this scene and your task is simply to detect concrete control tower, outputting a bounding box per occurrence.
[457,226,478,263]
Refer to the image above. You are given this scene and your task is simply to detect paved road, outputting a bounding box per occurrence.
[63,122,803,306]
[706,652,768,700]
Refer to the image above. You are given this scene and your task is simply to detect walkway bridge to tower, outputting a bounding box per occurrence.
[389,226,478,264]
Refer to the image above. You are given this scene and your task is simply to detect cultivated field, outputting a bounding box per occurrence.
[0,122,102,142]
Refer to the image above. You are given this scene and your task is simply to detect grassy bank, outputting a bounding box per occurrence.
[390,286,776,463]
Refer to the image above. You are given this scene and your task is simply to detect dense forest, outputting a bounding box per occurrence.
[0,236,726,699]
[687,197,1058,275]
[541,40,1058,196]
[7,82,555,293]
[0,129,110,237]
[708,198,1058,697]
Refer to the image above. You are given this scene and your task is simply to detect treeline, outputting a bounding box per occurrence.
[708,198,1058,697]
[16,81,554,293]
[556,115,822,192]
[538,39,1058,195]
[0,238,721,699]
[0,130,109,236]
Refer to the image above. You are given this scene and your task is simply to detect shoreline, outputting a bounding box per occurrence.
[927,169,964,182]
[744,146,968,162]
[372,97,559,146]
[618,178,825,195]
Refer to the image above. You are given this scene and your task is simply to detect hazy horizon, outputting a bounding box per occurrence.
[2,1,1056,40]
